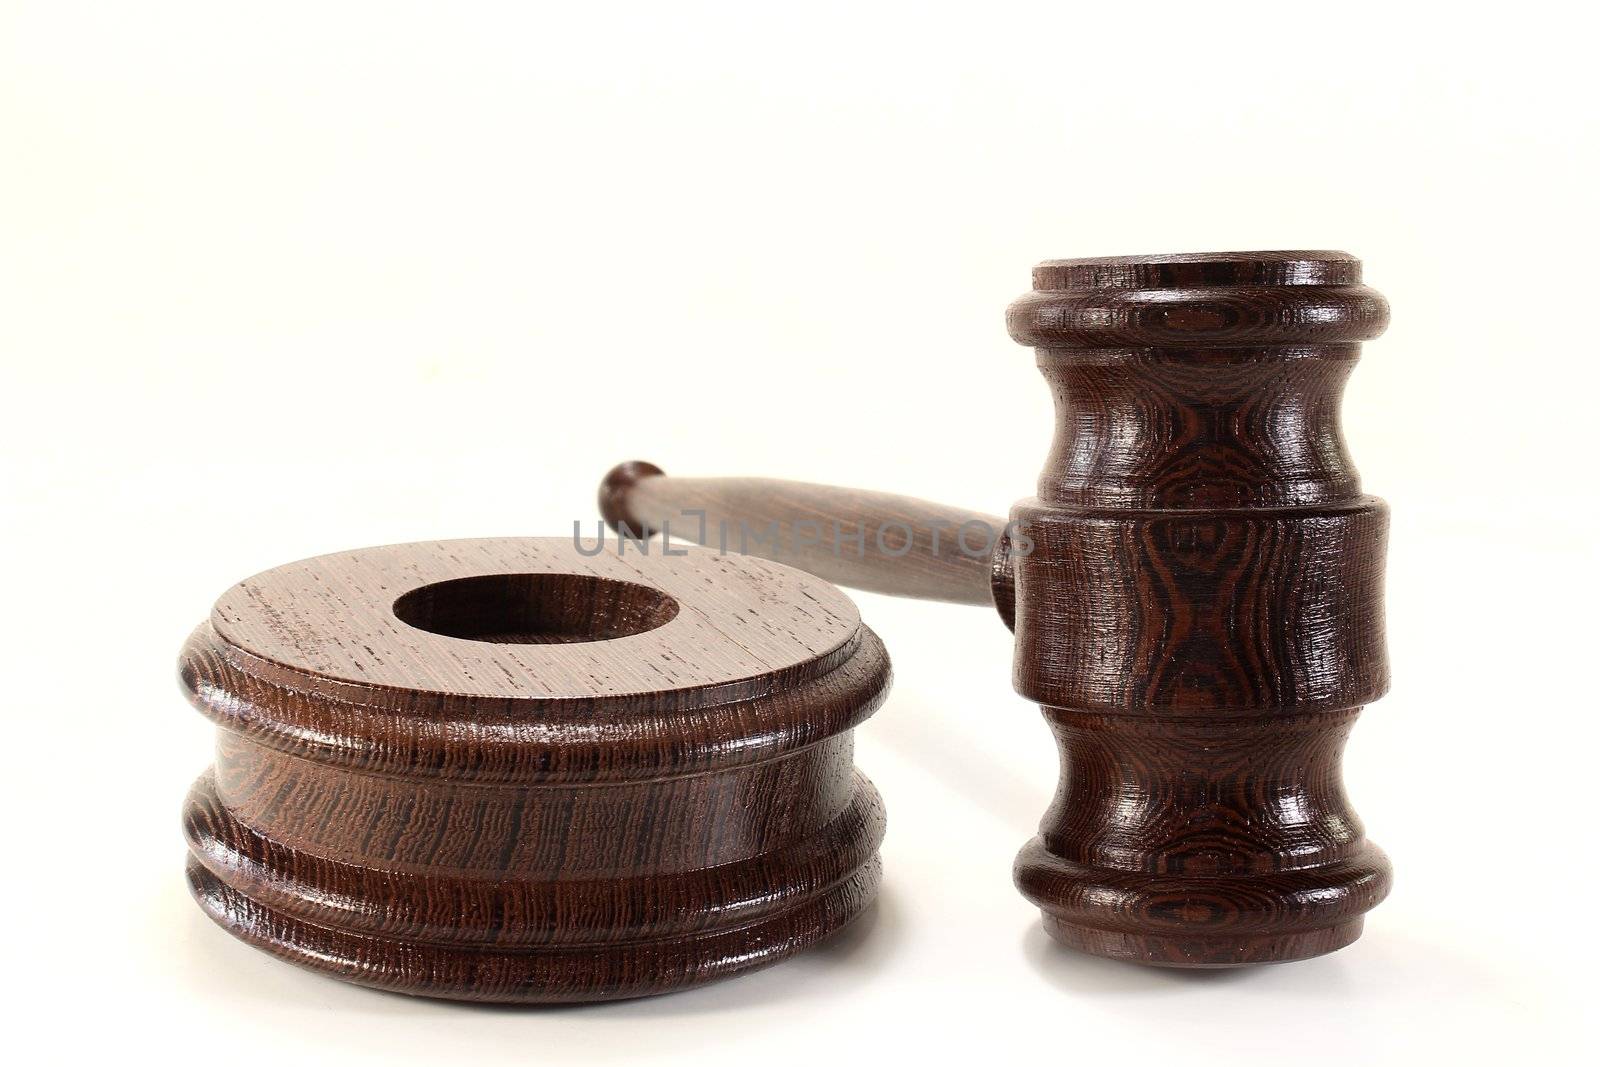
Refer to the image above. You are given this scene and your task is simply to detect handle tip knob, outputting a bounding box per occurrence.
[598,460,666,537]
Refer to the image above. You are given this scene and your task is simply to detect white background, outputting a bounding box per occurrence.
[4,2,1596,1063]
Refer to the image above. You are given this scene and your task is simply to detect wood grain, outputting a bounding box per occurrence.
[1008,251,1392,965]
[180,537,889,1001]
[600,462,1009,611]
[596,250,1397,967]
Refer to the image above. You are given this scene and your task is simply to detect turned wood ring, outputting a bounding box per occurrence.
[180,537,890,1002]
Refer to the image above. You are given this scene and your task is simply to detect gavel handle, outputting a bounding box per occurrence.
[599,461,1014,618]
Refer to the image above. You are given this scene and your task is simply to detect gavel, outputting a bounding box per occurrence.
[599,250,1393,967]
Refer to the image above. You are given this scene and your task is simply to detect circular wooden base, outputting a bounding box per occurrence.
[185,773,885,1002]
[180,539,890,1002]
[189,859,883,1002]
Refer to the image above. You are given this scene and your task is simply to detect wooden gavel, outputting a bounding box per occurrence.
[600,250,1393,967]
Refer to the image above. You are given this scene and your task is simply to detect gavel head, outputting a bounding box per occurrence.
[1003,252,1393,966]
[1007,250,1390,509]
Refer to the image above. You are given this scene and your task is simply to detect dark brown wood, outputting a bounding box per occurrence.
[600,250,1393,967]
[180,537,889,1002]
[600,461,1010,611]
[1009,250,1391,965]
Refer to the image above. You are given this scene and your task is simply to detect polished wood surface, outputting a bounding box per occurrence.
[180,538,889,1001]
[1009,251,1391,965]
[598,250,1393,967]
[600,460,1008,610]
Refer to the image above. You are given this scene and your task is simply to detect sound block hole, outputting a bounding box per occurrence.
[394,573,680,644]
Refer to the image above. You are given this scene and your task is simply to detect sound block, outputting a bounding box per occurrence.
[180,538,889,1002]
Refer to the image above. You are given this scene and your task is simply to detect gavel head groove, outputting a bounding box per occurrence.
[179,538,888,1002]
[1006,251,1392,966]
